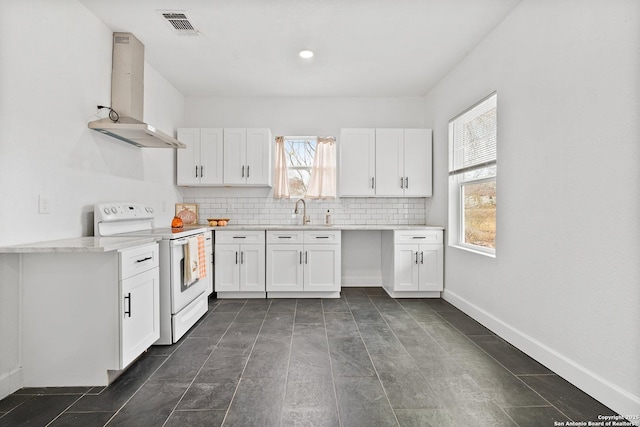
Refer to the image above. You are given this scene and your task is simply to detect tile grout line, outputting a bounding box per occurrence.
[42,394,86,427]
[397,300,522,424]
[410,301,574,426]
[158,299,249,427]
[345,292,401,427]
[84,350,177,427]
[367,294,458,423]
[371,296,488,423]
[320,298,344,427]
[33,320,196,427]
[76,314,201,427]
[278,299,298,427]
[218,299,272,427]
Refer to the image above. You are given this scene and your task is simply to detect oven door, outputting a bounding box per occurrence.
[170,235,207,314]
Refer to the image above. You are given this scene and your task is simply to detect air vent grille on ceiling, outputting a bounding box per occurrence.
[159,11,199,35]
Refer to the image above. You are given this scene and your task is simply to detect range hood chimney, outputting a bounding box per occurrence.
[88,33,185,149]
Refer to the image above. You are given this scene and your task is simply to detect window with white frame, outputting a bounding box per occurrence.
[448,93,497,255]
[285,137,317,198]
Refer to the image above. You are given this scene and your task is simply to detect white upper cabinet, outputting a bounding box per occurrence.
[403,129,433,197]
[340,128,432,197]
[224,128,272,186]
[222,128,246,185]
[339,129,376,197]
[246,128,272,186]
[374,128,404,196]
[177,128,272,187]
[177,128,223,186]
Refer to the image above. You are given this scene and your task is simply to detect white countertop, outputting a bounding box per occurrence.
[0,236,159,254]
[199,224,444,231]
[0,225,443,253]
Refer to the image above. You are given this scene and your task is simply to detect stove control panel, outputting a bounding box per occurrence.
[95,203,154,222]
[94,202,157,236]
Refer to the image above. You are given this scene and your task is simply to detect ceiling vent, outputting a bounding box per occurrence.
[158,11,199,35]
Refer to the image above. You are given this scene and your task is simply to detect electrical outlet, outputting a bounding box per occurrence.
[39,195,51,214]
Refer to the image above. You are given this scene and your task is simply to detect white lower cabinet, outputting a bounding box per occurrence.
[15,243,160,387]
[268,244,304,292]
[214,230,266,298]
[382,230,443,297]
[119,244,160,370]
[120,267,160,367]
[267,230,341,298]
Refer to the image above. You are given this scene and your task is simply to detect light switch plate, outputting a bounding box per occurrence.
[39,195,51,214]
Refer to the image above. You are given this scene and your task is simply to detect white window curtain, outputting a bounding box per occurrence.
[273,136,290,198]
[306,136,336,199]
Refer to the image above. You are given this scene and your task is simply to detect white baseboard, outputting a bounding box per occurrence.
[341,276,382,286]
[443,289,640,417]
[0,368,22,401]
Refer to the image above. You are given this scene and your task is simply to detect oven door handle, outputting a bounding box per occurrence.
[173,235,204,247]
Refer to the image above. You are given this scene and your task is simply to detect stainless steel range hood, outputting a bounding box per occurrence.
[88,33,185,149]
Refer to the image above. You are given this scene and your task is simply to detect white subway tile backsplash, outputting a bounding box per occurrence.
[182,196,426,226]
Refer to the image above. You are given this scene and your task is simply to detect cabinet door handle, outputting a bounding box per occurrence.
[371,177,375,189]
[420,251,424,264]
[247,165,250,178]
[195,165,199,178]
[400,177,404,189]
[242,165,245,177]
[305,251,308,264]
[405,177,408,189]
[201,165,204,177]
[412,236,426,239]
[135,256,152,263]
[278,236,291,239]
[124,293,131,317]
[299,251,303,265]
[315,236,329,239]
[235,251,238,264]
[241,251,244,264]
[415,251,419,265]
[233,236,247,239]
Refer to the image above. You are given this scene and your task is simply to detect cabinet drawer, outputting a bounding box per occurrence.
[304,230,341,244]
[215,230,265,244]
[119,244,159,280]
[267,230,304,244]
[394,230,443,244]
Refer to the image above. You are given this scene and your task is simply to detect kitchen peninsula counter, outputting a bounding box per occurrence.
[0,236,159,253]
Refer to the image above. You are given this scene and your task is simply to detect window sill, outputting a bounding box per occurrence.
[449,244,496,258]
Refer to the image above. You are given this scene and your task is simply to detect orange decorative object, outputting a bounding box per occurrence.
[171,216,184,229]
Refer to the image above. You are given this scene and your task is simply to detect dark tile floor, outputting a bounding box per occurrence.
[0,287,619,427]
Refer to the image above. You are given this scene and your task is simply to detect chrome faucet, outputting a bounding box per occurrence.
[294,199,310,225]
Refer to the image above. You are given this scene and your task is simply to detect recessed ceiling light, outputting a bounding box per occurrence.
[299,50,314,59]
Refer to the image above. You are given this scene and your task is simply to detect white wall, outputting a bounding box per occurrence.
[0,2,184,247]
[185,96,425,134]
[0,0,184,398]
[424,0,640,415]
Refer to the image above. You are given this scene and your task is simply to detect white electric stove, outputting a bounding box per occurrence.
[95,202,210,344]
